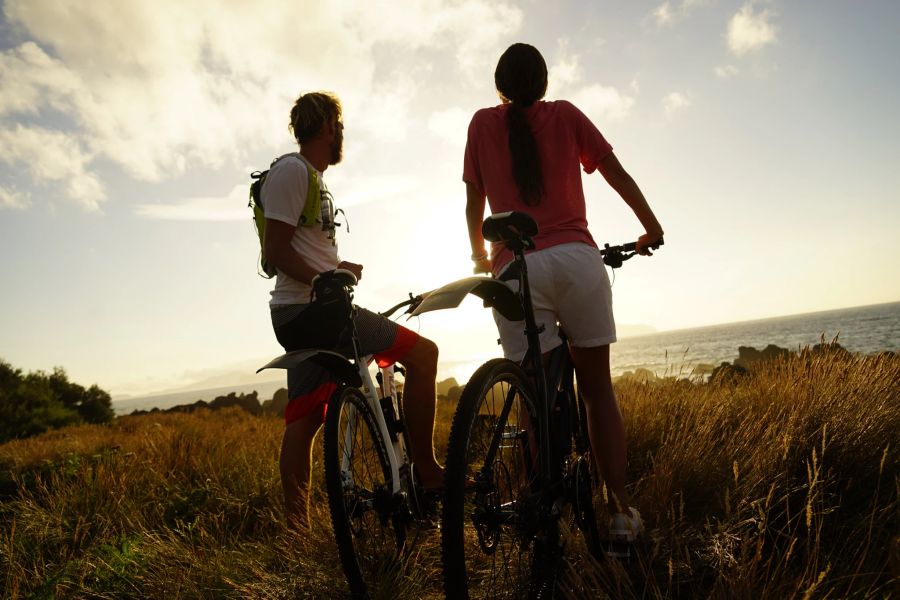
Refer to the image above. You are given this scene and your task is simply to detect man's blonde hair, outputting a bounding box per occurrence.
[289,92,342,145]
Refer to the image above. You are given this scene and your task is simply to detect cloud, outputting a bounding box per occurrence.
[134,184,248,221]
[0,124,105,210]
[548,47,583,92]
[652,2,674,26]
[547,44,635,121]
[727,3,777,55]
[663,92,692,117]
[650,0,710,26]
[571,84,635,122]
[0,41,82,116]
[353,76,417,143]
[327,173,418,209]
[0,186,31,209]
[133,170,422,222]
[348,0,522,83]
[0,0,523,210]
[715,64,740,78]
[428,107,471,145]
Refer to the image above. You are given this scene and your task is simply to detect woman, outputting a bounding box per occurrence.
[463,43,664,543]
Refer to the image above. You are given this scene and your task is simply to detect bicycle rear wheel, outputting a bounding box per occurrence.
[324,386,404,599]
[441,359,547,599]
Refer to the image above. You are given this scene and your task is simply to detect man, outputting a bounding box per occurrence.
[263,91,444,527]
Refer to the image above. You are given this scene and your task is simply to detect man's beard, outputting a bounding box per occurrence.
[329,134,343,165]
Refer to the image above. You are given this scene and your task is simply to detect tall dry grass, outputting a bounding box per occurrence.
[1,348,897,599]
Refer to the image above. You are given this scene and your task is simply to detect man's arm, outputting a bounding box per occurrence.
[596,152,664,254]
[265,219,363,283]
[264,219,320,284]
[465,181,492,273]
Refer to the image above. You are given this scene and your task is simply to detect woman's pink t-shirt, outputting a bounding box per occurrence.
[463,100,614,273]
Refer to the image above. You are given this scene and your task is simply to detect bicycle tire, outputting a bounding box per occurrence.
[442,358,551,599]
[324,386,404,599]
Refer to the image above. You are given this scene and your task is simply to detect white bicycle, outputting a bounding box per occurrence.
[257,269,438,599]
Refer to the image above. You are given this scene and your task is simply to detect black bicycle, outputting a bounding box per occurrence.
[408,211,662,599]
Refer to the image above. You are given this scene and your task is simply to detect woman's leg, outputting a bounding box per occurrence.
[568,344,631,514]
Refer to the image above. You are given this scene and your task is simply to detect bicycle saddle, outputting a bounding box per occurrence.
[482,211,538,248]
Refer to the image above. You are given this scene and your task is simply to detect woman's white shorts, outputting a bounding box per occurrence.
[493,242,616,361]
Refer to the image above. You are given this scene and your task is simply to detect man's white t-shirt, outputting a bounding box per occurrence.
[262,154,340,305]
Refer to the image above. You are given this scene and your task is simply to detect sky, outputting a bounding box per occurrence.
[1,0,898,399]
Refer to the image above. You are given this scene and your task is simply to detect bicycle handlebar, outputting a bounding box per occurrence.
[381,293,423,318]
[378,237,662,318]
[600,237,664,268]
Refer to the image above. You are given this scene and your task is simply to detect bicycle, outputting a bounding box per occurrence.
[407,211,662,599]
[257,270,428,599]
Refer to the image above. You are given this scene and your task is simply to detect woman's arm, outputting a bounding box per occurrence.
[596,152,664,254]
[465,181,492,273]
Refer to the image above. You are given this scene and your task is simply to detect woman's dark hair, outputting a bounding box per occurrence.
[495,43,547,206]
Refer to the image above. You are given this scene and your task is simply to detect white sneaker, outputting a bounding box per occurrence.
[608,508,644,543]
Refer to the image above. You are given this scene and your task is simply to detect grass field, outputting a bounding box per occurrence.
[1,347,897,599]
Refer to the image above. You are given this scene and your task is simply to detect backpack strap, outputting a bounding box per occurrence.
[262,153,321,228]
[249,153,323,279]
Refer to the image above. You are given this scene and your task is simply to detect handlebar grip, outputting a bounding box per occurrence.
[623,238,665,252]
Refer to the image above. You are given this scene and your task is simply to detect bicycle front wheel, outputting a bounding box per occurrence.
[323,386,404,599]
[441,359,545,599]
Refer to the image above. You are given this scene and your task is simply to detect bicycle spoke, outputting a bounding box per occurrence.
[325,386,404,597]
[442,359,542,600]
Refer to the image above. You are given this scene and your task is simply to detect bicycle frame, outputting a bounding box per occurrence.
[257,309,414,500]
[342,354,409,496]
[511,244,558,488]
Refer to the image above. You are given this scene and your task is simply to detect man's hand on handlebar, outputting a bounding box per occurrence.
[338,261,364,281]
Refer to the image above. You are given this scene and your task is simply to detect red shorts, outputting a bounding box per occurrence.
[283,325,419,424]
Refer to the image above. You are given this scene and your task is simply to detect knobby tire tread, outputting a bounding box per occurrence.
[323,385,396,600]
[442,358,541,599]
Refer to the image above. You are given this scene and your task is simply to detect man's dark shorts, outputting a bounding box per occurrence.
[270,304,418,424]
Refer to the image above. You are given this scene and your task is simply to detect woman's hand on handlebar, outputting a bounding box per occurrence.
[636,231,664,256]
[472,255,492,274]
[338,261,364,281]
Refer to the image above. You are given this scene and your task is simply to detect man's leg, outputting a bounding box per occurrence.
[397,336,445,490]
[568,344,631,514]
[280,409,324,528]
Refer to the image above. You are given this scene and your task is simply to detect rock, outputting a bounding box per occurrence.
[710,362,749,384]
[209,392,261,416]
[692,363,715,376]
[262,388,289,416]
[811,341,851,358]
[436,377,460,398]
[735,344,791,369]
[616,368,658,383]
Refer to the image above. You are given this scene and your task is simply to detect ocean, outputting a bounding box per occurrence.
[115,301,899,414]
[611,301,900,378]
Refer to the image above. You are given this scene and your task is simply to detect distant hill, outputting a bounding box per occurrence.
[112,379,286,415]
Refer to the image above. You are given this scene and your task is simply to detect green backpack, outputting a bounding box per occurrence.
[248,153,322,278]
